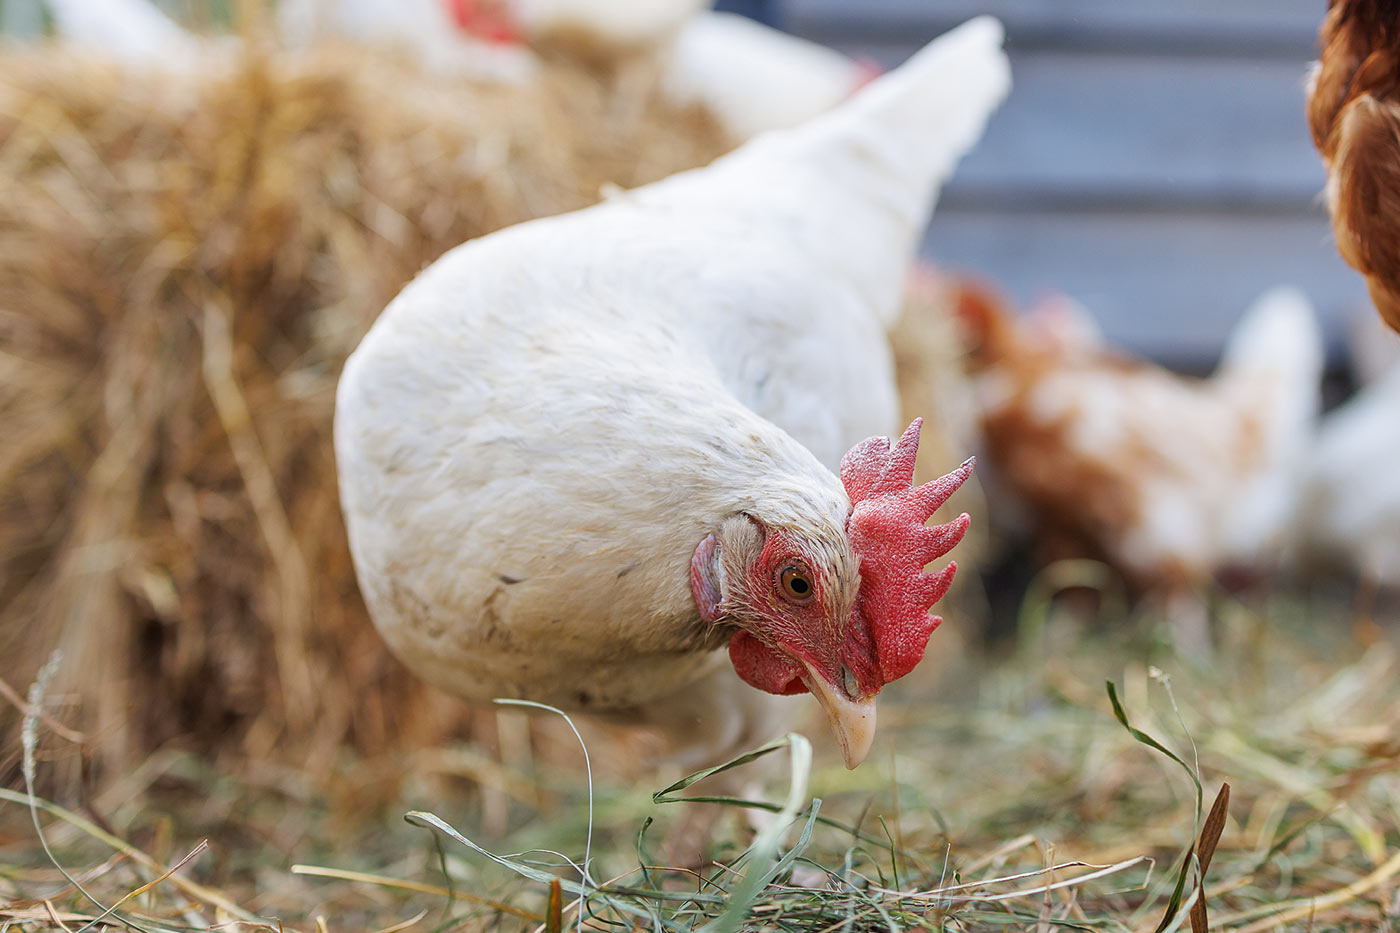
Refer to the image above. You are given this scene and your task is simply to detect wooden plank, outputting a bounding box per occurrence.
[929,50,1326,209]
[783,0,1323,55]
[920,207,1370,365]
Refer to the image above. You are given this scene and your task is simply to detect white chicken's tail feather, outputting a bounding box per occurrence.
[816,15,1011,212]
[796,14,1011,323]
[640,17,1010,329]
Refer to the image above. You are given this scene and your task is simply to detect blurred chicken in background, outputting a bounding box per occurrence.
[279,0,877,139]
[946,279,1324,643]
[40,0,229,70]
[1294,315,1400,592]
[1307,0,1400,335]
[278,0,540,83]
[43,0,879,142]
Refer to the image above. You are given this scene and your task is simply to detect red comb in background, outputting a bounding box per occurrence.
[446,0,522,44]
[841,419,973,684]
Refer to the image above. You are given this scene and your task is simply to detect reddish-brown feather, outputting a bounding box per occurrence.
[1308,0,1400,332]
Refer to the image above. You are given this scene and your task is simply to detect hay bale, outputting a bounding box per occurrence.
[0,41,731,790]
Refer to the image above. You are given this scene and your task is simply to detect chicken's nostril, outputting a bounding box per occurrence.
[840,665,858,700]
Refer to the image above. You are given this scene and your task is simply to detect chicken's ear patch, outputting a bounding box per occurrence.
[690,533,726,623]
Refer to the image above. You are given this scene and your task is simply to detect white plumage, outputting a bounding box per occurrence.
[335,18,1010,767]
[40,0,210,69]
[1296,360,1400,586]
[661,12,877,139]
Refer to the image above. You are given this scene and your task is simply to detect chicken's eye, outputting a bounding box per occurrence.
[778,565,815,604]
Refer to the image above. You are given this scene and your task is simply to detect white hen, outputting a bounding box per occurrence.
[335,18,1010,771]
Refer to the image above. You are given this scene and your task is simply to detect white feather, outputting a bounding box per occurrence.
[661,12,873,140]
[42,0,207,68]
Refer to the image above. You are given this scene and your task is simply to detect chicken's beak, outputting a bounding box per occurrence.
[800,663,876,769]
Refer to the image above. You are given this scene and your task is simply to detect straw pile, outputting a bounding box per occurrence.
[0,39,732,790]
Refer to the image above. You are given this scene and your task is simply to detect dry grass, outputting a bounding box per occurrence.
[3,583,1398,931]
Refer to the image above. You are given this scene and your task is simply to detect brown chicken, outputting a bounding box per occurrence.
[947,279,1323,637]
[1308,0,1400,333]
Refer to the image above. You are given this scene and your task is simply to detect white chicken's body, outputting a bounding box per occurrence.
[336,18,1009,764]
[337,211,883,713]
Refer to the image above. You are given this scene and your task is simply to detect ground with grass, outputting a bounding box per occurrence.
[3,580,1399,932]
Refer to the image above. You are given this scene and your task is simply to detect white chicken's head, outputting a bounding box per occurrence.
[690,420,972,769]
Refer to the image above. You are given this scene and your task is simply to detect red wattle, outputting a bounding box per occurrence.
[729,631,807,696]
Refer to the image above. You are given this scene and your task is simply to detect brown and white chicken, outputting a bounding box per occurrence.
[949,279,1323,623]
[1308,0,1400,334]
[334,20,1009,770]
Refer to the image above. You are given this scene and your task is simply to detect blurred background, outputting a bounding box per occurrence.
[0,0,1366,366]
[790,0,1366,368]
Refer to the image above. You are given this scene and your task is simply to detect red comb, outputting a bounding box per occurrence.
[841,419,973,684]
